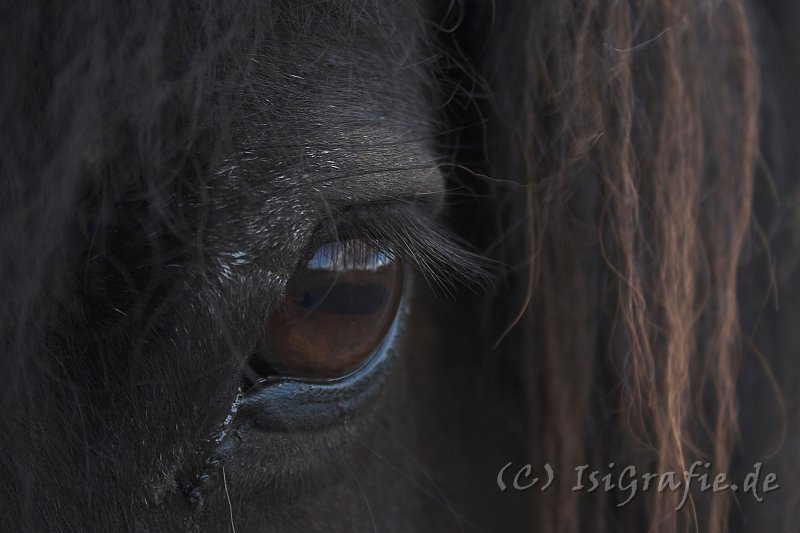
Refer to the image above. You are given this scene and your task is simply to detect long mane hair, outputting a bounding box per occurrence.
[449,1,758,531]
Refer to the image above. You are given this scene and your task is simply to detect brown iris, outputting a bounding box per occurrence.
[261,240,403,379]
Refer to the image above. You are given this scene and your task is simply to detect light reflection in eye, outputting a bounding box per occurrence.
[305,242,395,272]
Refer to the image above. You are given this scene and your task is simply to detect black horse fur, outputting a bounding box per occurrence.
[1,1,799,532]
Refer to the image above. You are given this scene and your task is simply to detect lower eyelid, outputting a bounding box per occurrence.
[230,267,411,432]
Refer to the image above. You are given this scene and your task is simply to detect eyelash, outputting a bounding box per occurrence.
[304,203,491,294]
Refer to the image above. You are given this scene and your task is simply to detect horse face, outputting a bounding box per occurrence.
[8,1,793,532]
[0,1,525,531]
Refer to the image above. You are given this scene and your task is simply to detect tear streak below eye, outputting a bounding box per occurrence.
[262,240,403,380]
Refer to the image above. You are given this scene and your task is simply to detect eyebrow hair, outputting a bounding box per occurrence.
[311,201,493,295]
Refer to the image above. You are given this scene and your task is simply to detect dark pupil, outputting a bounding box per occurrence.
[258,241,403,380]
[299,283,388,315]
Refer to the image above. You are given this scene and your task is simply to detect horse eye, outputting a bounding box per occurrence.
[260,240,403,380]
